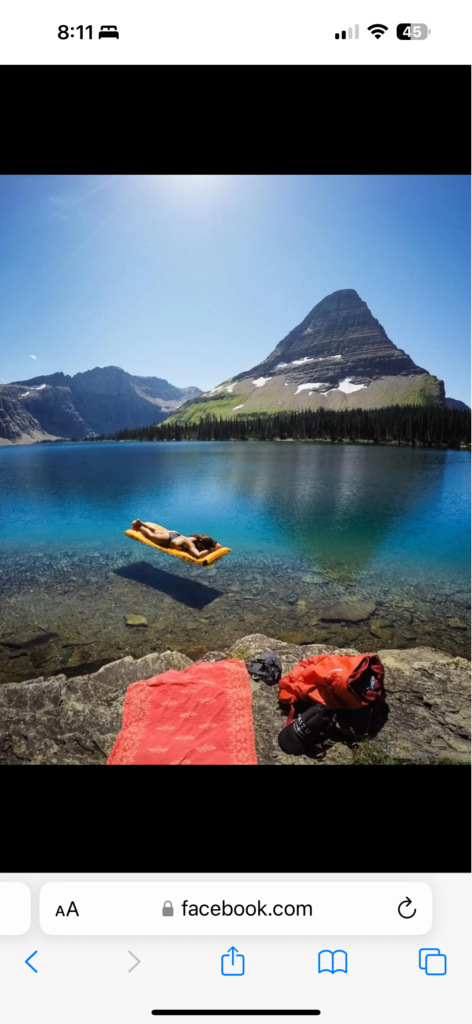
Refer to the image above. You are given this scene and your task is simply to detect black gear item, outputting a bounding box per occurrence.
[245,651,282,686]
[278,705,334,755]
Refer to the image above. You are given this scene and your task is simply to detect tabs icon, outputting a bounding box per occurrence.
[419,948,447,975]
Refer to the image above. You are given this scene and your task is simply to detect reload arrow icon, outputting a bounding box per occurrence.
[398,897,417,919]
[128,951,141,972]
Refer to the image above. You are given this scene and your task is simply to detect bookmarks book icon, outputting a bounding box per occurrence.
[318,950,348,973]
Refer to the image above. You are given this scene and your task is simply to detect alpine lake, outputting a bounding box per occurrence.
[0,440,470,687]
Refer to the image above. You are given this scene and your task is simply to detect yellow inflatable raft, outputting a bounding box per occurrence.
[124,526,231,566]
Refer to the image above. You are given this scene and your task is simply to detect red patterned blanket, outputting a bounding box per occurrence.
[107,659,257,765]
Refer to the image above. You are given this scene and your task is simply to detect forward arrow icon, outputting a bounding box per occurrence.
[128,951,141,972]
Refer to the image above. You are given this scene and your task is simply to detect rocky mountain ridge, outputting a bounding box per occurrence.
[0,366,201,444]
[168,289,447,422]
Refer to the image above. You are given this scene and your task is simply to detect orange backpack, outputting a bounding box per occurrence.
[278,653,385,713]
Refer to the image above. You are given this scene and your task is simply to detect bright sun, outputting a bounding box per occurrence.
[142,174,229,205]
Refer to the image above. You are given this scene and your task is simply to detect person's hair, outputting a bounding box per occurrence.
[191,534,217,552]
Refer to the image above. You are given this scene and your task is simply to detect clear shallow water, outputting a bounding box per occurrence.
[0,441,470,684]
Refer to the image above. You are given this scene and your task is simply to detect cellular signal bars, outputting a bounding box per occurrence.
[335,26,359,39]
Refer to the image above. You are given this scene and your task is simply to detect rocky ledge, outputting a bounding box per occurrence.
[0,635,469,765]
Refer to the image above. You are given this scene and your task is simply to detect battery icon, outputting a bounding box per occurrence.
[397,23,431,39]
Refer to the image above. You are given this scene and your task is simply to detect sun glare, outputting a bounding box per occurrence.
[140,174,230,206]
[167,175,221,192]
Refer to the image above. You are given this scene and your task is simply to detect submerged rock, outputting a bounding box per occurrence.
[67,648,84,667]
[343,626,361,641]
[125,615,148,627]
[184,643,210,661]
[394,609,413,625]
[0,631,59,650]
[320,600,376,623]
[0,634,469,766]
[370,620,394,642]
[278,631,317,645]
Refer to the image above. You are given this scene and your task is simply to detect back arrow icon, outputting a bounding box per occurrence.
[398,897,417,919]
[128,951,141,972]
[25,951,38,972]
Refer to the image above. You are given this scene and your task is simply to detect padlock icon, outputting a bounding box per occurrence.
[162,900,174,917]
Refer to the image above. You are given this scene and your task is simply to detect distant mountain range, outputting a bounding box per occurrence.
[167,289,464,423]
[0,366,201,445]
[0,297,467,446]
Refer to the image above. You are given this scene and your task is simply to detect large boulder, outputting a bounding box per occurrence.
[222,635,471,765]
[0,650,192,765]
[0,634,469,765]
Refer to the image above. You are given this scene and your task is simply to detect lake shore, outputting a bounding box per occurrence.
[33,437,471,450]
[1,633,469,766]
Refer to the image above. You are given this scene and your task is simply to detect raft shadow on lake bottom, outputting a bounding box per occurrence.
[113,560,223,610]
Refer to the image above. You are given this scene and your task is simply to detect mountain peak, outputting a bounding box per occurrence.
[319,288,362,299]
[234,288,427,383]
[170,289,444,421]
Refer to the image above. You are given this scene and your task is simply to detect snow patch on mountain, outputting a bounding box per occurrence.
[295,383,329,395]
[208,383,235,395]
[277,354,342,370]
[336,378,368,394]
[277,356,315,369]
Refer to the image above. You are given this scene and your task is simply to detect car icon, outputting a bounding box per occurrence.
[98,25,119,39]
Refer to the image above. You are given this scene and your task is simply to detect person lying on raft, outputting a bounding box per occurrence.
[131,520,222,560]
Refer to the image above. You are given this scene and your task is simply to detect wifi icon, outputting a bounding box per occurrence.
[368,24,389,38]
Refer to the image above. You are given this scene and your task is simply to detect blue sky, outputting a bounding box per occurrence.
[0,174,470,402]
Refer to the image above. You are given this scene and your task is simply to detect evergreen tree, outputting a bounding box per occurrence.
[84,406,471,449]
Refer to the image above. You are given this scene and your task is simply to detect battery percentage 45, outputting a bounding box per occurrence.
[397,24,431,39]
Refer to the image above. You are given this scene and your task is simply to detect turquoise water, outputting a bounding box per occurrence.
[0,441,470,683]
